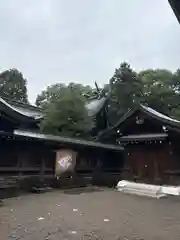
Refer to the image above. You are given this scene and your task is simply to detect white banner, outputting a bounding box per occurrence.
[55,149,77,176]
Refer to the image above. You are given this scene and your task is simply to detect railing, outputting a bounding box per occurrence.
[0,167,53,172]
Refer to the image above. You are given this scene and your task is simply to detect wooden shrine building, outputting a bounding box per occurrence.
[0,97,123,196]
[99,104,180,186]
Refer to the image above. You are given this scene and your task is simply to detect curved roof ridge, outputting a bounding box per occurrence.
[98,104,180,140]
[2,97,43,111]
[0,97,43,120]
[140,104,180,124]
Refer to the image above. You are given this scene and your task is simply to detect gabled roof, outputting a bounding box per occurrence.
[0,97,43,122]
[116,104,180,127]
[169,0,180,24]
[2,97,43,119]
[98,104,180,139]
[140,105,180,125]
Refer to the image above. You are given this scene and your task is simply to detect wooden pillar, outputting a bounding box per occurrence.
[40,158,45,182]
[17,154,22,177]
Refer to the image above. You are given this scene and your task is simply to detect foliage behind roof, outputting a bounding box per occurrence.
[0,94,108,125]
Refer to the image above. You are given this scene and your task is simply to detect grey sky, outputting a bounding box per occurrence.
[0,0,179,103]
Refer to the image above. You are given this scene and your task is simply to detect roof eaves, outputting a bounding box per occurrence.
[98,104,180,140]
[2,97,43,112]
[139,104,180,128]
[13,129,124,151]
[0,97,43,122]
[98,107,137,139]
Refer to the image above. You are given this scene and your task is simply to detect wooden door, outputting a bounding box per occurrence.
[127,146,158,184]
[142,149,155,183]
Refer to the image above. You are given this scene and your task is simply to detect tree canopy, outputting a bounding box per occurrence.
[36,83,95,108]
[36,62,180,136]
[3,62,180,138]
[40,84,93,138]
[107,63,180,123]
[107,62,142,123]
[0,68,28,103]
[139,69,178,115]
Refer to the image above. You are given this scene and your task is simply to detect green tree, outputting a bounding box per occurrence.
[172,69,180,92]
[36,83,95,108]
[36,83,66,108]
[0,68,28,103]
[139,69,179,116]
[168,69,180,118]
[40,85,93,138]
[107,63,180,122]
[108,62,142,123]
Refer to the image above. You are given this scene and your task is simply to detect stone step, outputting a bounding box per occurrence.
[117,180,166,199]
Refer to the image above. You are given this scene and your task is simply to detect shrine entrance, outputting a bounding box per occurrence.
[99,104,180,186]
[126,144,169,184]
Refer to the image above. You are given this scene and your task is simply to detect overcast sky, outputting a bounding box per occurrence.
[0,0,180,103]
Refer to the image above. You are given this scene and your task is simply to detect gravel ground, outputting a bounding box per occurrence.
[1,187,180,239]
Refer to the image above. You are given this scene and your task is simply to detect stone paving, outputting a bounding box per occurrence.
[1,187,180,239]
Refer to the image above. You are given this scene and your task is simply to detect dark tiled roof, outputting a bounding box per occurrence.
[3,97,42,111]
[14,129,123,151]
[1,95,107,121]
[0,94,108,128]
[0,97,43,120]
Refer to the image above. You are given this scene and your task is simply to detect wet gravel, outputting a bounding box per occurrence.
[1,188,180,239]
